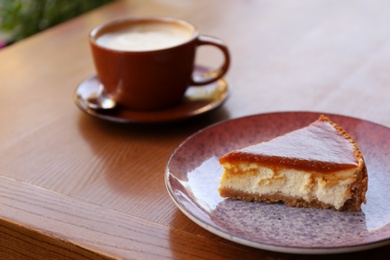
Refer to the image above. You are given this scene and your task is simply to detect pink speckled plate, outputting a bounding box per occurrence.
[165,112,390,254]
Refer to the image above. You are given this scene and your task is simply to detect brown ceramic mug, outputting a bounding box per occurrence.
[89,16,230,111]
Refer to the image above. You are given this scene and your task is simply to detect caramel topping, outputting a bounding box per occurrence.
[220,116,359,172]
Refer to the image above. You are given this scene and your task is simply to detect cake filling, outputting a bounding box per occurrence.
[219,162,358,209]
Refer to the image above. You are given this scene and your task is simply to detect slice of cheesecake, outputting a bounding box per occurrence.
[218,115,368,211]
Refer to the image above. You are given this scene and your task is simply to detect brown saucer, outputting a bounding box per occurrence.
[74,66,230,123]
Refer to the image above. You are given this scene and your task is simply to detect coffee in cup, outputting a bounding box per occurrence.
[95,22,194,51]
[89,16,230,110]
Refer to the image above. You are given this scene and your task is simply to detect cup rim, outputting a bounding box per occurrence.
[89,16,199,53]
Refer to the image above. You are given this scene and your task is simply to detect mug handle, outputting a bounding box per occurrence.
[190,35,231,86]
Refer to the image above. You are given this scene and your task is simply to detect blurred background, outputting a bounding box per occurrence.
[0,0,112,48]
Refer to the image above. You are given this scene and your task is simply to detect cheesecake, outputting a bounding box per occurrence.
[218,115,368,211]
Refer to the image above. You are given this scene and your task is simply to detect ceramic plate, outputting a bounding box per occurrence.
[165,111,390,254]
[74,66,230,123]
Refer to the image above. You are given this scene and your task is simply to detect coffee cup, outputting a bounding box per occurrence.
[88,16,230,111]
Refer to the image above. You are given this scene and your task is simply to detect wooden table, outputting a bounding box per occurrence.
[1,0,390,259]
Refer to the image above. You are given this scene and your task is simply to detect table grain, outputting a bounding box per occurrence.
[1,0,390,259]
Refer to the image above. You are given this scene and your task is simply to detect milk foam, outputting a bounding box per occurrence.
[96,23,193,51]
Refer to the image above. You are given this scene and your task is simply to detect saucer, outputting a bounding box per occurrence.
[74,66,230,123]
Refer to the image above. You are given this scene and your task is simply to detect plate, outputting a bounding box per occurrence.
[165,111,390,254]
[74,66,230,123]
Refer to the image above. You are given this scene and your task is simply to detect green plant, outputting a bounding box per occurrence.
[0,0,112,43]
